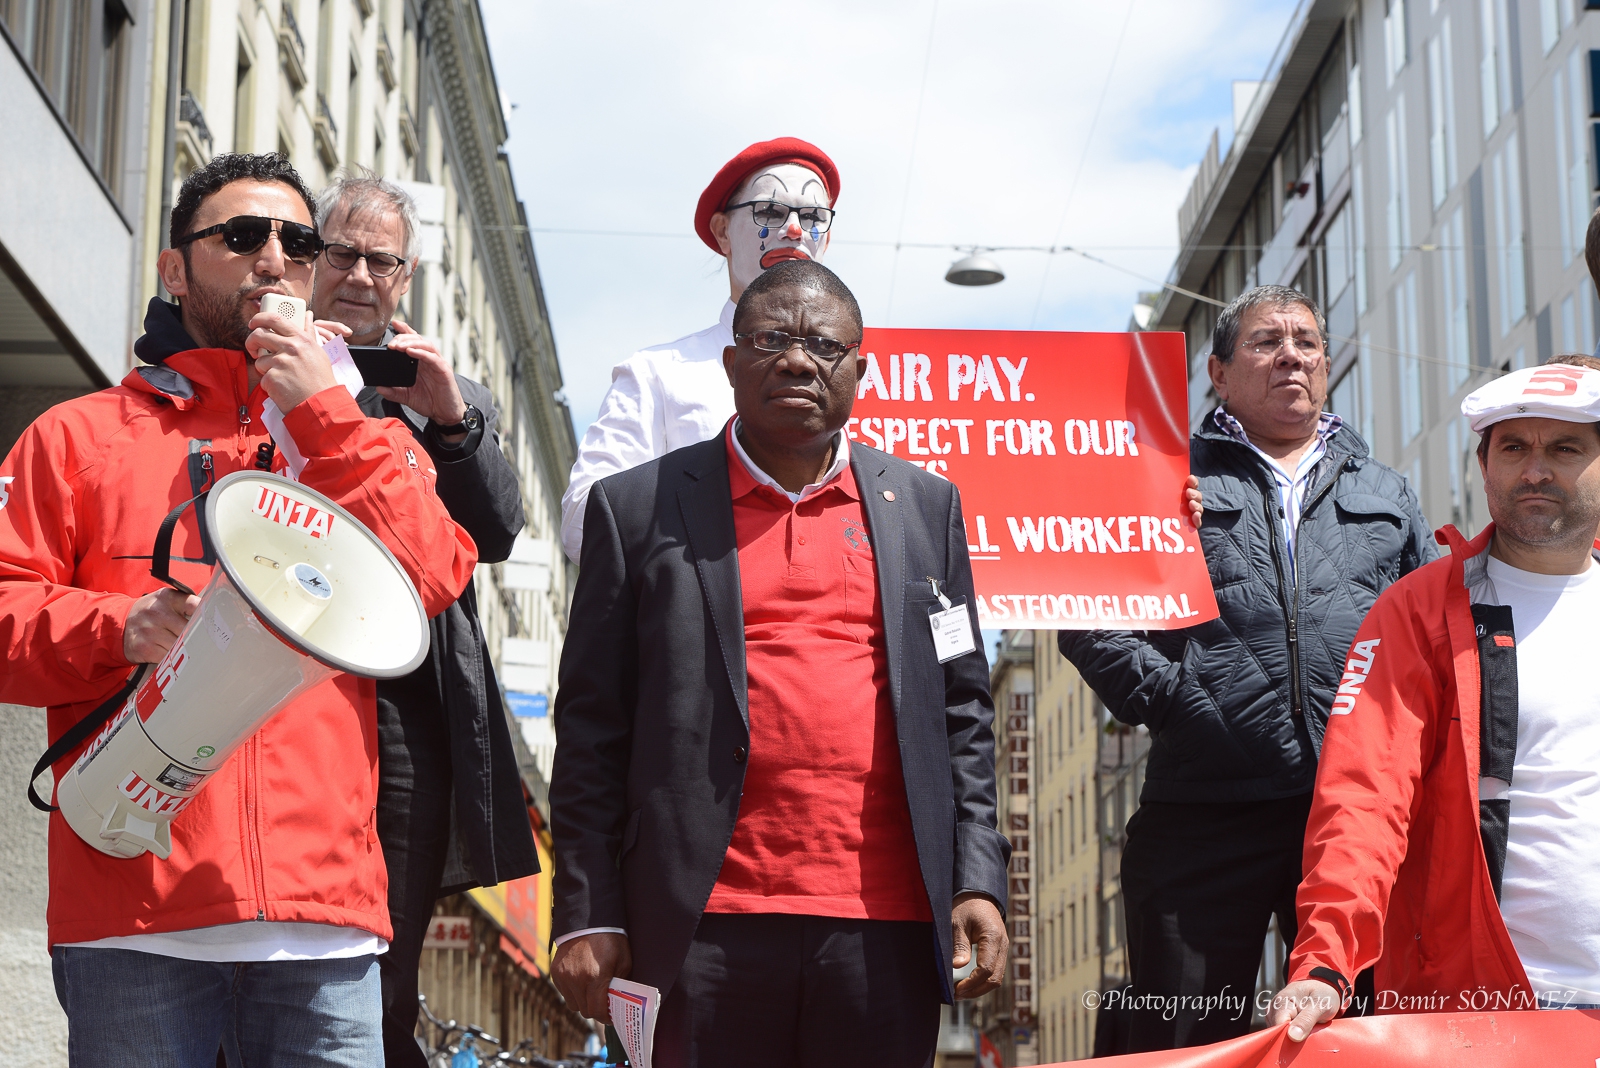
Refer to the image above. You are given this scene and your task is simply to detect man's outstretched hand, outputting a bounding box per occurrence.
[952,892,1009,999]
[551,932,632,1024]
[1269,978,1341,1042]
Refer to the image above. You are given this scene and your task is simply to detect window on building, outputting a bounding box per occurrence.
[1554,48,1589,266]
[0,0,132,195]
[1443,208,1470,389]
[347,49,361,163]
[1426,23,1457,208]
[1385,96,1411,271]
[1347,9,1364,146]
[1321,199,1355,312]
[1317,34,1347,146]
[1479,0,1511,138]
[235,42,255,153]
[1396,271,1423,444]
[1491,132,1527,334]
[1384,0,1408,86]
[1539,0,1574,55]
[1562,293,1579,354]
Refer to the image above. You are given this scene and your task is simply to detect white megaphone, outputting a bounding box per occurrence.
[53,471,430,859]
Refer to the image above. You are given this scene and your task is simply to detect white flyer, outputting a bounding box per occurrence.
[607,977,660,1068]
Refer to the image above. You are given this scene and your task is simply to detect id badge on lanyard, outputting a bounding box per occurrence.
[926,577,977,663]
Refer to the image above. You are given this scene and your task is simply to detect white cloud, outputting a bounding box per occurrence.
[480,0,1300,432]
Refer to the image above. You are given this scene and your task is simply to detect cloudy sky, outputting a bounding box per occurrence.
[479,0,1301,436]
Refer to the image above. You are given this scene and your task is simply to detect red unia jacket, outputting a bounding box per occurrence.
[1288,523,1537,1014]
[0,344,477,946]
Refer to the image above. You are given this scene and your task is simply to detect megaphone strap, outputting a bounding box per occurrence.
[149,489,214,597]
[28,663,150,813]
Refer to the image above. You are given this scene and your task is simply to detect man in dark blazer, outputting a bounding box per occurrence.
[549,260,1010,1067]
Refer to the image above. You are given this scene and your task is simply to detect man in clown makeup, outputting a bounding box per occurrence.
[560,137,840,562]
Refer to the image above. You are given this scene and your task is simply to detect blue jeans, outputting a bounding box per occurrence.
[52,946,382,1067]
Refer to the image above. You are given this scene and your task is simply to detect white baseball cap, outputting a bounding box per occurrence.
[1460,364,1600,433]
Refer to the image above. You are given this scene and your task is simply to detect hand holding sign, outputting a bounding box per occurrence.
[850,329,1217,630]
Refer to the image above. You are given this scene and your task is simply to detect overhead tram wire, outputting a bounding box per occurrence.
[1028,0,1137,329]
[519,226,1524,380]
[883,0,942,327]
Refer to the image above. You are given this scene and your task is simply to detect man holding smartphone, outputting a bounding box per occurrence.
[310,173,537,1068]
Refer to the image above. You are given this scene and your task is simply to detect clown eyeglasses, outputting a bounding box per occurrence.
[175,216,325,264]
[726,201,836,237]
[736,330,859,364]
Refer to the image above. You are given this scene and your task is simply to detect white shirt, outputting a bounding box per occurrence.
[1211,408,1344,581]
[727,419,850,502]
[561,302,737,562]
[60,922,386,963]
[1483,554,1600,1004]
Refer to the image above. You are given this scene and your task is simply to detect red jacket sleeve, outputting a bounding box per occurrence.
[281,387,478,617]
[1288,575,1448,987]
[0,414,138,707]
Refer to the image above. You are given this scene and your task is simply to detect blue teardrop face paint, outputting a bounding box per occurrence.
[811,225,820,242]
[759,226,769,239]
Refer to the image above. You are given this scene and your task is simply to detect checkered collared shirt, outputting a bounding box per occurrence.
[1211,407,1344,582]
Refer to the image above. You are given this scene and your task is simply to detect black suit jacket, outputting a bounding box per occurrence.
[549,436,1009,1002]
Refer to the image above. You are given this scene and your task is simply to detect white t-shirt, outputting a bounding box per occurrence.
[1484,555,1600,1003]
[60,922,386,963]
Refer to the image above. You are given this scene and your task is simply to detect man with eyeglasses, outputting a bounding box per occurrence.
[559,137,841,563]
[549,260,1009,1066]
[309,173,537,1068]
[0,153,477,1063]
[1058,284,1434,1053]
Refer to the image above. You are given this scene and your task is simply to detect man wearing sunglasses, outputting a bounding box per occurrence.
[559,136,841,563]
[310,173,537,1068]
[550,260,1009,1066]
[0,153,478,1065]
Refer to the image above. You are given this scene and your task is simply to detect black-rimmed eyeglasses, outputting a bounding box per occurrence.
[174,216,325,264]
[726,201,836,237]
[735,330,859,365]
[322,243,408,278]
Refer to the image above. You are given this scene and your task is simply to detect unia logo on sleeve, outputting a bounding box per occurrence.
[252,485,334,539]
[1330,639,1382,715]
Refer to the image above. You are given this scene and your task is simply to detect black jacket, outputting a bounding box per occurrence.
[549,437,1009,1003]
[358,377,538,890]
[1059,419,1435,804]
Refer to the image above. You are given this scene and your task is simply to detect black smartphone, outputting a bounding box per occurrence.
[349,345,419,387]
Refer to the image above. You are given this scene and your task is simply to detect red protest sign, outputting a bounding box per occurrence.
[848,329,1218,631]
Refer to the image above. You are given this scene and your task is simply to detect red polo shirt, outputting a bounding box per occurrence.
[705,421,932,922]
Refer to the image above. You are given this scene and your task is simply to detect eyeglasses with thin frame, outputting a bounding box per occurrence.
[322,243,408,278]
[174,216,325,264]
[736,330,859,365]
[725,200,836,237]
[1240,335,1325,360]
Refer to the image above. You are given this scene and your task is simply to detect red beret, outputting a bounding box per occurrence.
[693,137,840,254]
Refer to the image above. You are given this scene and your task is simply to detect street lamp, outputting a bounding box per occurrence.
[945,251,1005,286]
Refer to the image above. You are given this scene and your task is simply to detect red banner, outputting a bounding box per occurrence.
[849,329,1218,630]
[1040,1012,1600,1067]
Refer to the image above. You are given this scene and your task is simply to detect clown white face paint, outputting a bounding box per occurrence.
[720,162,832,294]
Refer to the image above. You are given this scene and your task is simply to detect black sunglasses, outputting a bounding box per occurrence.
[175,216,325,264]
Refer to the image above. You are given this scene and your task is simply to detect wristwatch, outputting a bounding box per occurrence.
[432,405,482,437]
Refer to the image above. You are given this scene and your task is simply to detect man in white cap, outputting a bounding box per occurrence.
[560,138,840,562]
[1271,360,1600,1039]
